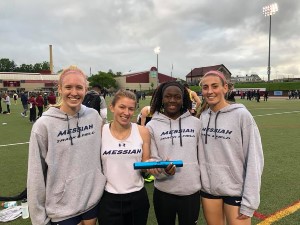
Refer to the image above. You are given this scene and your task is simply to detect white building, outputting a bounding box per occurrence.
[231,74,263,83]
[0,72,58,92]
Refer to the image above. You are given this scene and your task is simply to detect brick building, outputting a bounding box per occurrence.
[115,66,176,91]
[186,64,232,85]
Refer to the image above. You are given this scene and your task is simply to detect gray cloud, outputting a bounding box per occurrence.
[1,0,299,79]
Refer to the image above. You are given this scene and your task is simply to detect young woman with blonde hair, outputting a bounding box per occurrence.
[27,65,106,225]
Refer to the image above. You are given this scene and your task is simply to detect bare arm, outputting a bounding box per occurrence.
[137,125,151,161]
[191,91,201,110]
[140,107,149,126]
[139,125,162,175]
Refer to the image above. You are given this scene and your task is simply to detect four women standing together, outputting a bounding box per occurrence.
[27,67,263,225]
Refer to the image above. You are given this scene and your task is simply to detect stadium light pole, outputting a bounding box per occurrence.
[154,46,160,74]
[263,3,278,82]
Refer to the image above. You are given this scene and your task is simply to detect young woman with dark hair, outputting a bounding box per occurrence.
[146,81,202,225]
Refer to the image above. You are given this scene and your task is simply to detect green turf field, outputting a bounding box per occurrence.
[0,96,299,224]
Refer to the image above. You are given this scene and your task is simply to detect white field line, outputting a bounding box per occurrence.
[253,111,300,117]
[0,142,29,148]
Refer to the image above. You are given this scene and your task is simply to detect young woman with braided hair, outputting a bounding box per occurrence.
[146,81,202,225]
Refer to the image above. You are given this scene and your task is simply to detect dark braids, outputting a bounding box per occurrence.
[150,81,192,115]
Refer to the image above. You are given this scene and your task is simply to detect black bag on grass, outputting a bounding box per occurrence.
[0,188,27,201]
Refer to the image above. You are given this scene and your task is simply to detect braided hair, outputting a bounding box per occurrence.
[150,81,192,115]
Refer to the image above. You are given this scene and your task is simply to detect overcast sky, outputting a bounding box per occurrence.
[1,0,299,80]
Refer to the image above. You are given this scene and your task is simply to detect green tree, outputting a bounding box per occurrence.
[108,69,114,75]
[18,64,29,72]
[88,71,118,89]
[41,61,50,70]
[116,72,122,77]
[31,62,50,72]
[0,58,50,73]
[17,63,33,73]
[0,58,17,72]
[33,63,42,72]
[108,69,122,77]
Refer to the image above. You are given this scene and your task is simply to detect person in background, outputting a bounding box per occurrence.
[225,82,236,102]
[20,91,29,117]
[0,91,2,113]
[146,81,202,225]
[35,92,44,118]
[43,93,48,108]
[3,93,11,114]
[137,106,152,126]
[240,91,245,99]
[13,92,18,105]
[133,89,141,109]
[256,89,261,103]
[183,83,201,116]
[27,65,106,225]
[142,92,146,100]
[225,83,235,102]
[98,89,151,225]
[198,70,264,225]
[263,91,269,101]
[136,89,157,127]
[28,94,37,123]
[102,88,107,99]
[85,84,107,123]
[47,91,57,105]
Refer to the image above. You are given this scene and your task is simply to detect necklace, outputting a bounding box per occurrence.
[109,123,132,141]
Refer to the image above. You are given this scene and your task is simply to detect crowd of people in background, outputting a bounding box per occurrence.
[232,89,300,102]
[24,91,57,123]
[238,89,264,102]
[288,90,300,99]
[0,90,57,123]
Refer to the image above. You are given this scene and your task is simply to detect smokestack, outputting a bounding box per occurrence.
[49,45,53,74]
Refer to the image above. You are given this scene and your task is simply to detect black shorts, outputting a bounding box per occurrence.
[200,191,242,206]
[51,203,99,225]
[98,187,149,225]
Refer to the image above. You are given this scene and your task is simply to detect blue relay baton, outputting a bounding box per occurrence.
[133,160,183,169]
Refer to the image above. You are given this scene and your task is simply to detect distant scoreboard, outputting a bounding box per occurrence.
[273,91,283,96]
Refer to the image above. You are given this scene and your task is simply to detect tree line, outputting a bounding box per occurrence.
[0,58,50,73]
